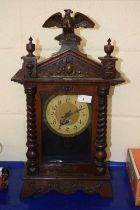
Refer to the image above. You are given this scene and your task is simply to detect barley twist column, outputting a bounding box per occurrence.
[24,86,38,175]
[95,85,109,175]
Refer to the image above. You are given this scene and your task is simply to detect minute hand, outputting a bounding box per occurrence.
[59,107,87,126]
[69,107,86,116]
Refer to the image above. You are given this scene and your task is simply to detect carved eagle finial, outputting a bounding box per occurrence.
[42,9,94,31]
[42,10,95,52]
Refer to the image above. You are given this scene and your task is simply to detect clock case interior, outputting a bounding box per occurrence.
[36,84,96,172]
[11,10,125,198]
[42,94,92,163]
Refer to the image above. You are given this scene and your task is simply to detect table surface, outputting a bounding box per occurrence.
[0,161,139,210]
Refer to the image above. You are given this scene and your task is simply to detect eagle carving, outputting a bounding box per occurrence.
[42,9,95,44]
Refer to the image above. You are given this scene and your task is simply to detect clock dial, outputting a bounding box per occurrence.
[44,95,90,137]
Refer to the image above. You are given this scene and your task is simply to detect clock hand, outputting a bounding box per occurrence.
[60,110,71,126]
[60,117,70,125]
[59,107,87,126]
[70,107,86,115]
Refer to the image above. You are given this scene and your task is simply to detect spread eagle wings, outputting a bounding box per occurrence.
[42,12,95,29]
[42,12,63,28]
[74,12,95,28]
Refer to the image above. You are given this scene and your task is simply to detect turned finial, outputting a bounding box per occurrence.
[26,37,35,57]
[104,38,114,57]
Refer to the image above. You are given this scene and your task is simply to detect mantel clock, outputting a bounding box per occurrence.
[11,9,125,198]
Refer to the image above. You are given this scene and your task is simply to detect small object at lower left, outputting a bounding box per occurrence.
[0,167,9,190]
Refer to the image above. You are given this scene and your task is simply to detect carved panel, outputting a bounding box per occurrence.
[22,57,38,78]
[20,178,112,198]
[37,54,101,78]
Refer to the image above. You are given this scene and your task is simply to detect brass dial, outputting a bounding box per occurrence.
[44,95,90,137]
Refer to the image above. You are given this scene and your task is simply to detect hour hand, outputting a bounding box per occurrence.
[60,117,70,125]
[60,110,71,126]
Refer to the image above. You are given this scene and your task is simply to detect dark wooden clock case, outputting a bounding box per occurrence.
[11,10,124,198]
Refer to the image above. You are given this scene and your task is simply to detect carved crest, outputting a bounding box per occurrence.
[37,51,101,78]
[11,10,125,85]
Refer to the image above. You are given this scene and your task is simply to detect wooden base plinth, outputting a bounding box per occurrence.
[20,168,112,199]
